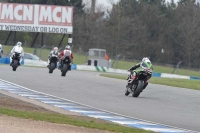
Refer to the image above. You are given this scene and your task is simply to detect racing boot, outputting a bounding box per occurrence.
[126,83,132,93]
[126,76,136,90]
[47,59,50,68]
[69,62,72,71]
[10,61,13,66]
[58,63,61,70]
[69,65,71,71]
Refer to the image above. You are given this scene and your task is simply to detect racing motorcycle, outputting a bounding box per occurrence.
[10,52,21,71]
[48,52,59,73]
[0,49,2,58]
[59,51,71,76]
[125,62,153,97]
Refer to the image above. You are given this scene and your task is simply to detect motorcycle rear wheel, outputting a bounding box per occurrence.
[12,60,18,71]
[49,63,55,73]
[132,80,144,97]
[61,64,68,76]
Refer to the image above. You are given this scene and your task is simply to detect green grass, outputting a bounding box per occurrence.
[73,53,88,65]
[100,73,200,91]
[2,45,200,77]
[111,60,200,77]
[0,107,154,133]
[150,77,200,90]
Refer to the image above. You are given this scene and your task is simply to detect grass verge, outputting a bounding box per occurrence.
[0,107,154,133]
[100,73,200,91]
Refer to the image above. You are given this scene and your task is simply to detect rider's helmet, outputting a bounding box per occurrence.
[0,44,2,48]
[141,57,153,70]
[65,45,71,50]
[53,47,58,52]
[52,47,58,55]
[142,57,150,63]
[16,42,22,47]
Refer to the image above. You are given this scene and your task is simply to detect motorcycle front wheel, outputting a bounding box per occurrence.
[12,60,18,71]
[132,80,144,97]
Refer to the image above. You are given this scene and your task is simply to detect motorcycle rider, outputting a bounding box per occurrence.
[47,47,59,67]
[58,45,73,70]
[10,42,24,66]
[0,44,3,57]
[126,57,153,91]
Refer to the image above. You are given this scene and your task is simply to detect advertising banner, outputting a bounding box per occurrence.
[0,3,74,34]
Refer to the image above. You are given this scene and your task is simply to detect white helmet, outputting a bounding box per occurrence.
[65,45,70,50]
[53,47,58,52]
[16,42,22,46]
[0,44,1,47]
[142,57,151,62]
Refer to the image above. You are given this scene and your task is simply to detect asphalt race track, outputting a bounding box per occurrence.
[0,65,200,132]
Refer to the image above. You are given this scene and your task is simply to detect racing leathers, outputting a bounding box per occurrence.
[10,45,24,66]
[0,45,3,57]
[58,49,73,70]
[127,62,149,90]
[47,51,59,67]
[0,45,3,54]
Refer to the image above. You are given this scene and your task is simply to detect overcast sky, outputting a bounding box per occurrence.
[83,0,119,10]
[83,0,180,11]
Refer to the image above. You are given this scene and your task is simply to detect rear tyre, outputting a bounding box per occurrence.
[132,80,144,97]
[49,63,55,73]
[61,64,68,76]
[12,60,18,71]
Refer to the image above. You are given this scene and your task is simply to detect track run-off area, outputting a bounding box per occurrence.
[0,66,200,133]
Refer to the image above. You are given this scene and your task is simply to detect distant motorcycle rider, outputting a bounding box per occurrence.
[10,42,24,66]
[0,44,3,57]
[58,45,73,70]
[126,57,153,90]
[47,47,59,67]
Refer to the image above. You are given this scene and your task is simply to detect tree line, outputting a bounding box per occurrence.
[0,0,200,68]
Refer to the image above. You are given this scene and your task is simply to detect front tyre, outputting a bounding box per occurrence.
[49,62,56,73]
[132,80,144,97]
[12,60,18,71]
[61,64,68,76]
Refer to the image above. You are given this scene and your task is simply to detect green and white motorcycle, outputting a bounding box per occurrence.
[125,61,153,97]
